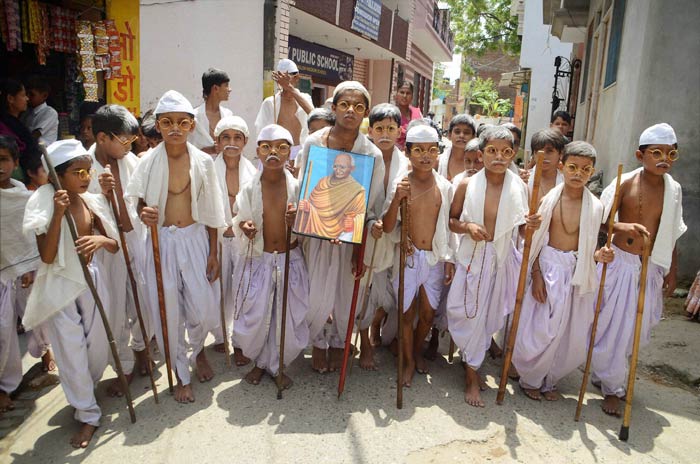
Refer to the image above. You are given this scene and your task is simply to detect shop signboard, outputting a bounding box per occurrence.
[106,0,140,115]
[288,36,354,85]
[351,0,382,40]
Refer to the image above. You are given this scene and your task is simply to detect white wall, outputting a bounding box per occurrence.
[140,0,264,148]
[519,0,572,151]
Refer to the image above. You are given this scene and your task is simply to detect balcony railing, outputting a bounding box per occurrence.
[432,6,454,51]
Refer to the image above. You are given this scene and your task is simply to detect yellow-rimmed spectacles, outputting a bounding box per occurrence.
[645,148,679,162]
[158,117,194,131]
[483,145,515,159]
[408,146,440,158]
[372,125,399,135]
[71,168,95,181]
[111,132,139,146]
[258,143,291,156]
[335,100,367,113]
[563,163,595,176]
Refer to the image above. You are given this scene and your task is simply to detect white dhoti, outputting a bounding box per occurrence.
[43,263,109,427]
[212,236,240,346]
[143,223,220,386]
[513,246,596,392]
[124,229,155,354]
[392,249,445,313]
[0,279,22,394]
[358,268,395,331]
[101,242,133,376]
[591,244,664,397]
[12,277,51,359]
[304,241,355,350]
[447,241,521,369]
[233,248,309,375]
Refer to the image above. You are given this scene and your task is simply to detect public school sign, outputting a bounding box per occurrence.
[288,35,354,85]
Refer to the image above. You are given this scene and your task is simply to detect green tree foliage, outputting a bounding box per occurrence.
[447,0,521,58]
[461,77,513,116]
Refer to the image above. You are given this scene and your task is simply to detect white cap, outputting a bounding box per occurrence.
[256,124,293,145]
[465,138,481,152]
[214,115,249,138]
[46,139,88,168]
[639,123,677,146]
[277,59,299,74]
[333,81,371,106]
[406,125,439,144]
[155,90,195,115]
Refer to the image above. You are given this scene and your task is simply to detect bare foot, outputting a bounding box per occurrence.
[542,390,560,401]
[70,423,97,448]
[488,338,503,359]
[477,371,487,391]
[133,349,153,376]
[508,363,519,380]
[464,367,484,407]
[415,355,429,375]
[424,328,439,361]
[602,394,621,416]
[195,350,214,383]
[0,391,14,412]
[233,347,251,367]
[403,358,416,387]
[107,373,134,397]
[174,383,195,403]
[388,338,399,357]
[521,386,542,401]
[276,373,293,390]
[370,307,386,346]
[312,347,328,373]
[359,346,377,371]
[328,347,344,372]
[213,343,226,354]
[245,366,265,385]
[42,349,56,372]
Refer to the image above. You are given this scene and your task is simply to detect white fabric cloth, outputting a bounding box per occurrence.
[406,125,439,143]
[529,184,604,295]
[601,167,686,274]
[257,123,294,145]
[528,166,564,191]
[277,58,299,73]
[155,90,195,115]
[213,236,239,345]
[141,223,219,386]
[333,81,371,105]
[512,245,596,392]
[0,280,21,394]
[189,102,234,149]
[124,142,227,229]
[591,244,664,397]
[297,126,385,350]
[12,277,51,359]
[46,139,88,169]
[214,154,258,228]
[447,241,521,369]
[1,179,40,283]
[214,115,249,138]
[392,249,445,312]
[22,184,118,330]
[437,145,459,180]
[639,123,676,146]
[22,102,58,145]
[455,169,528,268]
[232,248,309,375]
[44,262,109,427]
[254,93,313,148]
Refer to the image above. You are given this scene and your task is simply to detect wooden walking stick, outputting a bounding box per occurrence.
[619,235,652,442]
[43,151,136,422]
[219,244,232,368]
[276,205,294,399]
[575,163,623,421]
[103,165,159,403]
[337,228,367,399]
[348,237,378,376]
[150,223,174,394]
[496,151,544,405]
[397,198,409,409]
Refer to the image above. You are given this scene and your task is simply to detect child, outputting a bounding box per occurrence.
[512,141,612,400]
[20,152,49,190]
[307,108,335,135]
[361,103,409,369]
[446,126,540,407]
[528,128,566,202]
[591,123,686,416]
[211,115,257,365]
[437,114,477,181]
[382,125,455,386]
[190,68,233,154]
[450,139,483,186]
[23,139,120,447]
[0,136,42,412]
[87,105,149,389]
[125,90,226,403]
[22,76,58,145]
[232,124,309,387]
[550,110,572,136]
[296,81,385,373]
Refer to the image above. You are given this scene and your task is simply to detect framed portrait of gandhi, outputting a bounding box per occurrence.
[294,145,375,244]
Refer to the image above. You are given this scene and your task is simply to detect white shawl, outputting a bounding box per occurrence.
[456,169,528,267]
[528,165,564,191]
[529,183,604,294]
[214,154,258,226]
[297,126,385,222]
[189,102,233,150]
[124,142,227,229]
[0,179,40,283]
[437,145,455,179]
[233,169,299,257]
[601,167,686,274]
[22,184,119,329]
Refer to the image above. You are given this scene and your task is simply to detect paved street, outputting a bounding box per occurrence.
[1,298,698,464]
